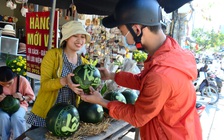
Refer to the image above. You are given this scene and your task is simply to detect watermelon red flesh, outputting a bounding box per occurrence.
[77,101,104,124]
[72,64,101,93]
[0,95,20,115]
[121,90,138,104]
[46,103,80,137]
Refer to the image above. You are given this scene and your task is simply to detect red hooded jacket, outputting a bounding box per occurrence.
[107,36,202,140]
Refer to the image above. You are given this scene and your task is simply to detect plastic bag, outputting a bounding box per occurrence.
[104,58,141,93]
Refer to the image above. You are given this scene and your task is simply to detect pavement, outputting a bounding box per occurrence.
[199,91,224,140]
[29,80,224,140]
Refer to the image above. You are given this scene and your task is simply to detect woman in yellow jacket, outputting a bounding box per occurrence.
[27,21,91,128]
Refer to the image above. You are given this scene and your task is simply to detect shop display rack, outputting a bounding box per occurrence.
[0,21,16,32]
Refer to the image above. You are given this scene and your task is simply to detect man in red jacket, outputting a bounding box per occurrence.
[80,0,202,139]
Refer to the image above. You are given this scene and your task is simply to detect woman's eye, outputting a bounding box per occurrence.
[73,35,85,39]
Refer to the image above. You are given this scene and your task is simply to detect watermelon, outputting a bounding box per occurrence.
[121,90,138,104]
[72,64,101,93]
[104,91,127,104]
[103,91,126,114]
[45,103,80,137]
[0,95,20,115]
[77,101,104,124]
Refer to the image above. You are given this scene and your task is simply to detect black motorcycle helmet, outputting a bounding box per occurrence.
[103,0,162,28]
[102,0,162,49]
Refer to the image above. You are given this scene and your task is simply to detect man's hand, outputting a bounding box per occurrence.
[80,86,109,108]
[98,67,115,80]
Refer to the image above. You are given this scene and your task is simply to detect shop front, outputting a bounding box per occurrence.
[0,0,192,140]
[0,1,141,139]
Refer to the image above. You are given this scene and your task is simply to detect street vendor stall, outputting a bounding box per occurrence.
[11,0,193,139]
[25,120,137,140]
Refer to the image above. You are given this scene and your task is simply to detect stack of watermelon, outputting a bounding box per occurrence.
[46,102,105,138]
[104,90,138,105]
[71,64,105,124]
[103,90,138,114]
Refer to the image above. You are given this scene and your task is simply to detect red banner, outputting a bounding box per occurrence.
[26,11,59,79]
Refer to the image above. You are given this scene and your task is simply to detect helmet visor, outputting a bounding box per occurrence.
[102,14,122,28]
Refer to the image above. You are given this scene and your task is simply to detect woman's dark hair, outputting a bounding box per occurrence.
[60,40,67,49]
[0,66,16,82]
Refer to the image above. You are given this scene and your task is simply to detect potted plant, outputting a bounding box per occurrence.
[132,50,147,70]
[6,55,27,77]
[133,50,147,64]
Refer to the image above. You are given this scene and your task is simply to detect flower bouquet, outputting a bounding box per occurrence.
[6,55,27,77]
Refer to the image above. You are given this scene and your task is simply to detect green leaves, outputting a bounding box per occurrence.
[133,50,147,63]
[100,83,107,96]
[191,28,224,51]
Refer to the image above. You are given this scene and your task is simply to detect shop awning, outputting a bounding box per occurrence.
[28,0,192,15]
[27,0,192,50]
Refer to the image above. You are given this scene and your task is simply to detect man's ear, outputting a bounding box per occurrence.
[133,24,142,36]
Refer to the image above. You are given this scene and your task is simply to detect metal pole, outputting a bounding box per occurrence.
[33,4,39,12]
[48,0,57,50]
[30,5,39,92]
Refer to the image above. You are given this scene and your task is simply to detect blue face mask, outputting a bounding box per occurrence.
[122,31,136,51]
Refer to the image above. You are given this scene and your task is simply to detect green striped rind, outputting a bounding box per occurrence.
[0,95,20,114]
[54,105,79,136]
[46,103,80,137]
[72,64,101,93]
[104,91,127,104]
[103,91,126,114]
[77,102,104,124]
[121,90,138,104]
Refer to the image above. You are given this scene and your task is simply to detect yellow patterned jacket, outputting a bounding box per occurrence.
[31,48,64,118]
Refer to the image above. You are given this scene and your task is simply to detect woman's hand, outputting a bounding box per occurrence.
[0,94,6,102]
[80,87,109,108]
[98,67,115,80]
[66,73,84,95]
[12,92,23,100]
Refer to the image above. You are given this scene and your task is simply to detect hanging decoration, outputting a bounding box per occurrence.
[6,0,17,10]
[65,0,76,20]
[21,2,28,17]
[42,6,49,12]
[28,3,34,12]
